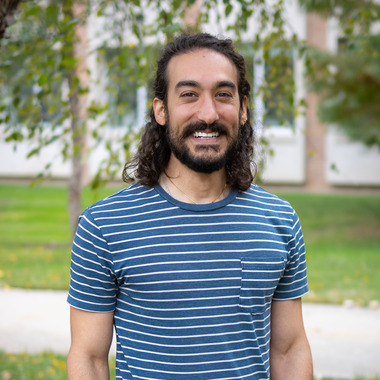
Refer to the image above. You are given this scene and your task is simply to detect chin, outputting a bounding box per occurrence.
[180,153,229,174]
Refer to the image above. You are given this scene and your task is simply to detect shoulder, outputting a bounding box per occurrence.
[82,183,160,217]
[75,183,163,238]
[236,184,296,217]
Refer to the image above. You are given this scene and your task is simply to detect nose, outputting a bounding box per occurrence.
[197,95,219,125]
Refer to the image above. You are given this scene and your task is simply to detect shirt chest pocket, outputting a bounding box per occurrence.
[239,255,286,315]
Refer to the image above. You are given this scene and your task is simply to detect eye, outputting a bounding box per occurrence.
[217,91,233,99]
[180,91,197,98]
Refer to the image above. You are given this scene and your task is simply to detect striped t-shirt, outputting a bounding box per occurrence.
[68,183,309,379]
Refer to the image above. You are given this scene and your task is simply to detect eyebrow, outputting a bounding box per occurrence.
[174,80,237,92]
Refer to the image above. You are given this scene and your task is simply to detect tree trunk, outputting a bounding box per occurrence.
[66,0,89,235]
[0,0,21,42]
[305,12,328,190]
[183,0,203,31]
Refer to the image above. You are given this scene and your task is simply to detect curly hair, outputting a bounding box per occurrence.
[123,33,256,191]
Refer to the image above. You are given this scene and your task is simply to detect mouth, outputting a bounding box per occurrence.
[181,121,227,140]
[193,131,220,139]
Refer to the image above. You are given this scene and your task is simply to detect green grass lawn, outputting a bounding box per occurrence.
[0,182,379,306]
[0,183,121,290]
[0,351,67,380]
[0,351,116,379]
[280,192,380,306]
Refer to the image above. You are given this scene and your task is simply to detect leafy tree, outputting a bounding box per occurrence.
[1,0,92,234]
[0,0,299,233]
[300,0,380,147]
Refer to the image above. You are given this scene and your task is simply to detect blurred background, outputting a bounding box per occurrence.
[0,0,379,378]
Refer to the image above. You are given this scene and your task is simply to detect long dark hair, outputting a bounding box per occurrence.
[123,33,256,191]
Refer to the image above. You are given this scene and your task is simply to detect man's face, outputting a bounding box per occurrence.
[153,48,247,174]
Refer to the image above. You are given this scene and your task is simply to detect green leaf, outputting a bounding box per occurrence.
[37,74,49,86]
[13,97,21,108]
[27,147,41,158]
[5,131,24,142]
[24,6,40,18]
[47,105,58,115]
[225,3,233,17]
[46,5,59,27]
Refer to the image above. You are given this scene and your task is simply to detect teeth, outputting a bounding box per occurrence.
[193,131,220,138]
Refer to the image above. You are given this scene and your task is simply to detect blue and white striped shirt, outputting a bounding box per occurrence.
[68,183,309,379]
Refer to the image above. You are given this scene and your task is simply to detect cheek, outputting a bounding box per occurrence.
[218,104,241,122]
[168,108,196,135]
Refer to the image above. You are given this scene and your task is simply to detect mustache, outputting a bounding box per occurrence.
[181,121,229,139]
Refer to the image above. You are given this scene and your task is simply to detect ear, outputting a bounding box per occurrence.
[153,98,166,126]
[240,96,248,124]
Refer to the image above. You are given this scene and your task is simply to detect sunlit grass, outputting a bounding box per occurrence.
[277,192,380,306]
[0,351,116,379]
[0,244,70,290]
[0,351,67,380]
[0,183,121,290]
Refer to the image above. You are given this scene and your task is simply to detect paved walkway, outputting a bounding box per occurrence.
[1,288,379,378]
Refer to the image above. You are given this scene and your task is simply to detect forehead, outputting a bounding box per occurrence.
[166,48,239,90]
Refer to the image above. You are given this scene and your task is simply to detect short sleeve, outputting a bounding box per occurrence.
[67,209,118,312]
[273,211,309,300]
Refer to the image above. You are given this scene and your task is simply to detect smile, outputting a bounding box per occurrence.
[193,131,220,139]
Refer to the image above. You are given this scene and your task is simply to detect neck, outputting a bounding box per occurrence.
[160,156,229,204]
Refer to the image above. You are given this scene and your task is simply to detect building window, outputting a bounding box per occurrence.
[99,46,139,128]
[240,43,295,129]
[99,44,160,130]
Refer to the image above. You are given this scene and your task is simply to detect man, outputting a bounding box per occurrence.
[67,33,313,379]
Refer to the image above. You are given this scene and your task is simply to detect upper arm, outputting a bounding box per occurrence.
[69,306,114,358]
[270,298,308,353]
[270,298,313,378]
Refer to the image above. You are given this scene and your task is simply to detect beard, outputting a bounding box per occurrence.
[166,118,240,174]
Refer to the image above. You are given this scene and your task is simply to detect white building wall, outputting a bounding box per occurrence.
[326,128,380,186]
[0,139,71,178]
[260,128,306,184]
[323,16,380,186]
[0,127,127,181]
[252,0,308,185]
